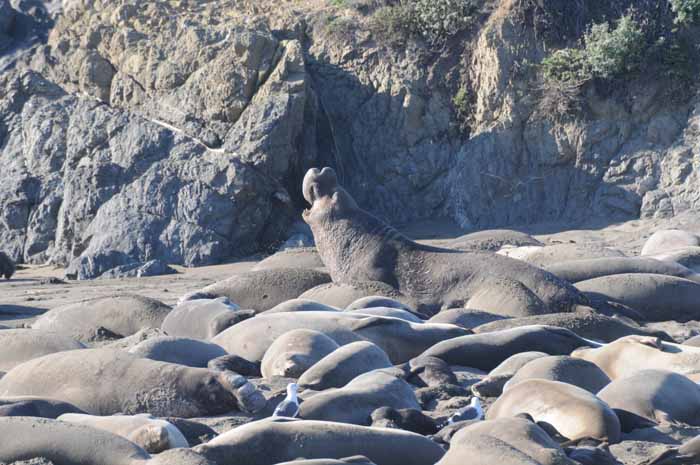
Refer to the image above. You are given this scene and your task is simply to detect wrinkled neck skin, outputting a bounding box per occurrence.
[304,190,412,287]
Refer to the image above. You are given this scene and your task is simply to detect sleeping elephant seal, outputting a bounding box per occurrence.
[420,325,596,371]
[504,355,611,394]
[211,311,468,364]
[598,370,700,432]
[32,294,172,343]
[0,251,15,280]
[128,336,227,367]
[641,229,700,256]
[0,416,214,465]
[276,456,376,465]
[193,417,445,465]
[301,167,586,316]
[0,329,85,371]
[470,351,548,397]
[487,379,621,443]
[571,335,700,379]
[348,307,423,323]
[58,413,188,454]
[472,307,671,343]
[546,257,700,284]
[0,396,84,418]
[299,282,413,310]
[261,329,339,379]
[435,417,575,465]
[428,309,507,330]
[298,341,393,390]
[253,247,325,272]
[194,268,331,312]
[444,229,543,252]
[161,297,253,340]
[499,243,625,267]
[265,299,339,314]
[650,246,700,272]
[0,348,249,417]
[298,369,419,425]
[346,296,413,312]
[575,274,700,322]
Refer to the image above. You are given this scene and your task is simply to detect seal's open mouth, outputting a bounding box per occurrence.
[302,167,339,219]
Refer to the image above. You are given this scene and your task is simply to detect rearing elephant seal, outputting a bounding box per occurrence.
[301,167,585,315]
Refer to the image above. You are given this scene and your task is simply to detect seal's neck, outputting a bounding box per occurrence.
[309,207,411,284]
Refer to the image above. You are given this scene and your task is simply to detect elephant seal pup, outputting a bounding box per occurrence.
[504,355,611,394]
[261,329,339,379]
[58,413,188,454]
[128,336,227,368]
[0,417,214,465]
[597,370,700,432]
[299,369,419,425]
[0,329,85,371]
[444,229,543,252]
[641,229,700,256]
[435,417,575,465]
[428,309,507,330]
[298,341,393,390]
[0,348,245,417]
[0,396,84,418]
[470,351,548,397]
[195,268,331,312]
[472,307,670,343]
[487,379,621,443]
[546,257,700,284]
[194,418,445,465]
[575,274,700,322]
[161,297,254,340]
[301,167,585,316]
[299,282,414,310]
[265,298,339,314]
[421,325,596,371]
[212,311,468,364]
[572,335,700,379]
[32,294,172,343]
[276,456,376,465]
[253,247,325,271]
[0,251,15,280]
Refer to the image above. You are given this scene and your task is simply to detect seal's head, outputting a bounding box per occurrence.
[302,167,358,224]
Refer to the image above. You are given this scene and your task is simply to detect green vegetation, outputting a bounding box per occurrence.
[370,0,477,46]
[584,15,645,79]
[541,13,645,85]
[671,0,700,26]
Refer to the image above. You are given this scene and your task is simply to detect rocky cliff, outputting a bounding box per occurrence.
[1,0,699,278]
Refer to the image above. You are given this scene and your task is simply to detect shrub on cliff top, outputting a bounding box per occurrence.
[371,0,477,46]
[671,0,700,26]
[542,13,645,84]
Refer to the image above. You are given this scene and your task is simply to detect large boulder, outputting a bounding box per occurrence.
[0,69,304,274]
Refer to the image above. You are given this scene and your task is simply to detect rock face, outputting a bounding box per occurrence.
[2,0,700,274]
[0,70,298,277]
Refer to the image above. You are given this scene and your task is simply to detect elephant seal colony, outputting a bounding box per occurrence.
[4,168,700,465]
